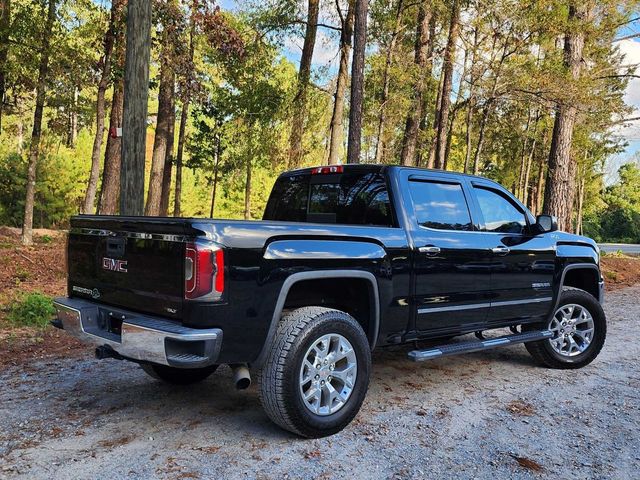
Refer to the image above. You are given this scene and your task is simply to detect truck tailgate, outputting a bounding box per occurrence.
[68,216,190,319]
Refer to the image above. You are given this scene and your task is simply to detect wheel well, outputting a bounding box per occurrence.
[282,277,376,346]
[562,267,600,299]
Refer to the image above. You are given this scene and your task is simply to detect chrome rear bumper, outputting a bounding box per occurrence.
[53,297,222,368]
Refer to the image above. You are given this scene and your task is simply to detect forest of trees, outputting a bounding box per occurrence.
[0,0,639,244]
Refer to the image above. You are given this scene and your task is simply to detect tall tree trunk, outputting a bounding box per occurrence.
[516,108,533,199]
[472,105,489,174]
[531,127,548,215]
[0,0,10,131]
[327,0,354,165]
[209,132,221,217]
[443,104,460,170]
[288,0,319,168]
[399,0,431,166]
[463,98,473,173]
[17,116,23,153]
[373,0,403,164]
[433,0,460,170]
[522,113,540,206]
[67,86,78,147]
[173,98,188,217]
[472,35,505,174]
[98,80,124,215]
[463,27,479,174]
[543,5,587,231]
[159,102,175,216]
[83,0,122,214]
[415,14,436,168]
[575,172,585,235]
[244,143,252,220]
[171,0,195,217]
[145,51,175,216]
[347,0,368,164]
[120,0,151,216]
[522,138,537,206]
[21,0,56,246]
[427,68,443,167]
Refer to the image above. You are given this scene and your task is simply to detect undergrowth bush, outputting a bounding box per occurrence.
[8,292,55,328]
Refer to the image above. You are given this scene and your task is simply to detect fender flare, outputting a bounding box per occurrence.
[252,270,381,368]
[552,263,603,313]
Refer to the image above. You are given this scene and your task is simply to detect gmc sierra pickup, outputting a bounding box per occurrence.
[53,164,606,437]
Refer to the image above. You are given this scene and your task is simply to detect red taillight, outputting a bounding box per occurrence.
[185,242,224,300]
[311,165,343,175]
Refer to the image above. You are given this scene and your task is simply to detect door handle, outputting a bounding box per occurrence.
[491,246,510,255]
[419,245,441,255]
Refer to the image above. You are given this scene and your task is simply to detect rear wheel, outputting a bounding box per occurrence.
[525,287,606,369]
[140,364,218,385]
[257,307,371,438]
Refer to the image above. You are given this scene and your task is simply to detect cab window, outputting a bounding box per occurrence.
[474,186,527,234]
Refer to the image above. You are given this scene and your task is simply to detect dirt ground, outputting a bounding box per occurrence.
[0,227,67,309]
[0,285,639,479]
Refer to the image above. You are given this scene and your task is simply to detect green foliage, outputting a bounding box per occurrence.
[8,292,55,328]
[0,130,92,227]
[583,162,640,243]
[0,0,638,237]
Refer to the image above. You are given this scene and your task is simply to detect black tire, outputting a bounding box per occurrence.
[140,364,218,385]
[257,307,371,438]
[525,287,606,369]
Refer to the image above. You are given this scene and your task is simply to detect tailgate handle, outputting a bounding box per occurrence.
[106,237,126,257]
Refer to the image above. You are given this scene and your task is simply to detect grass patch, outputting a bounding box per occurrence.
[37,235,53,244]
[601,250,634,259]
[13,268,30,282]
[8,292,55,328]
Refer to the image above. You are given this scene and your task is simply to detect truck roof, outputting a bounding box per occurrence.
[281,164,498,185]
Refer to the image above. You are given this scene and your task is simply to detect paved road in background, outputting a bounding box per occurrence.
[598,243,640,254]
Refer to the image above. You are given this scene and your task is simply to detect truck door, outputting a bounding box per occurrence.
[402,172,493,334]
[469,182,555,323]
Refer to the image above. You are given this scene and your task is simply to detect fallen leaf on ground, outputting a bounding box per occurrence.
[506,400,536,416]
[511,454,544,472]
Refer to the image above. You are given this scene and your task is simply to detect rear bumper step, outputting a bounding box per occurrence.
[407,330,553,362]
[53,297,222,368]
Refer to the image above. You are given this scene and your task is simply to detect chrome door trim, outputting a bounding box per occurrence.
[491,296,553,308]
[418,296,553,315]
[418,303,491,314]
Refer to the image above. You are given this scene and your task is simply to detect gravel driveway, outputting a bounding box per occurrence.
[1,286,639,480]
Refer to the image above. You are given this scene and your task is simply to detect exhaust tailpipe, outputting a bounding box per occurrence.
[231,364,251,390]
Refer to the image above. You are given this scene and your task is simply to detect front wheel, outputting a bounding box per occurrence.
[140,364,218,385]
[525,287,606,369]
[257,307,371,438]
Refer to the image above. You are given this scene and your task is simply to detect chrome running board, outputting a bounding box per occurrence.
[407,330,553,362]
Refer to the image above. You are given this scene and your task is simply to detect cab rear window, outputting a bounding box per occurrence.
[263,171,395,227]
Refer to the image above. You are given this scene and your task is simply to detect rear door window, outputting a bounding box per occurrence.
[408,180,473,231]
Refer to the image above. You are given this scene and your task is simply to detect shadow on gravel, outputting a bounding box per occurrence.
[0,336,545,460]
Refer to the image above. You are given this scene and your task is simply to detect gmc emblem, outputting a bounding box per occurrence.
[102,257,128,273]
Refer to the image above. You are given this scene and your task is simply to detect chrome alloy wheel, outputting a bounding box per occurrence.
[548,303,595,357]
[299,333,358,416]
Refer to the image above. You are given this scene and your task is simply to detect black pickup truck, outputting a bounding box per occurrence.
[53,164,606,437]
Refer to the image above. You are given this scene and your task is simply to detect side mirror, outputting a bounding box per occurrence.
[536,214,558,233]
